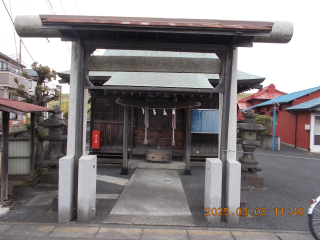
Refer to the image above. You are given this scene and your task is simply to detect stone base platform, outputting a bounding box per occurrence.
[128,160,185,170]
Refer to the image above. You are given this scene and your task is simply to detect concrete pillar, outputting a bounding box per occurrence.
[226,159,241,224]
[204,158,222,224]
[58,155,74,223]
[77,155,97,223]
[67,42,78,156]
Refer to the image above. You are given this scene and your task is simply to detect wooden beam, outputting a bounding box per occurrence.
[84,39,227,53]
[184,107,192,175]
[29,113,35,176]
[1,111,9,202]
[86,86,219,94]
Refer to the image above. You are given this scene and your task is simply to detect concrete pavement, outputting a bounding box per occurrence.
[0,223,314,239]
[103,169,196,226]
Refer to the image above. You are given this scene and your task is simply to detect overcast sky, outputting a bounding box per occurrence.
[1,0,318,94]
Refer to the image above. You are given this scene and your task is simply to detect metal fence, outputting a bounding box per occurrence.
[0,138,30,175]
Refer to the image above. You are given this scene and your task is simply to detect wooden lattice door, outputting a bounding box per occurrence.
[133,108,185,149]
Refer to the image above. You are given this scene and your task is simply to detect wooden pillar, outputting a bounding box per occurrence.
[1,111,9,202]
[121,105,129,175]
[219,44,234,218]
[184,107,192,175]
[29,112,35,176]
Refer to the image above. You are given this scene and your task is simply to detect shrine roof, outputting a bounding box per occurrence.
[103,72,213,89]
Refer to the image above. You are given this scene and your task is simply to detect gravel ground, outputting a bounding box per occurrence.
[1,144,319,231]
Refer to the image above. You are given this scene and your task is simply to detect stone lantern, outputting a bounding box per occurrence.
[237,109,266,189]
[37,105,67,188]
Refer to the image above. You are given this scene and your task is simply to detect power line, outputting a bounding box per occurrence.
[45,0,55,15]
[2,0,35,62]
[44,0,71,55]
[21,41,35,62]
[8,0,18,60]
[60,0,66,14]
[75,0,81,15]
[2,0,14,23]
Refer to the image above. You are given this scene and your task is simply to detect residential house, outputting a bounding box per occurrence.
[248,86,320,152]
[237,84,286,120]
[0,52,28,123]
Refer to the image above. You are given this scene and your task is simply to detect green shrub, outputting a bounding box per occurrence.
[255,114,273,135]
[255,114,273,143]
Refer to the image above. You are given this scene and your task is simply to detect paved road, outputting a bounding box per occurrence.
[0,223,314,239]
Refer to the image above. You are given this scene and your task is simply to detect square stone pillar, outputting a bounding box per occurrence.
[77,155,97,222]
[226,159,241,224]
[204,158,222,224]
[58,155,74,223]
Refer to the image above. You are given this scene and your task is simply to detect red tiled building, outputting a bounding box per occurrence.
[248,86,320,152]
[237,84,286,120]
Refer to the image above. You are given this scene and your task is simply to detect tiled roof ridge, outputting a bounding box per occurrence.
[244,85,320,111]
[238,84,286,103]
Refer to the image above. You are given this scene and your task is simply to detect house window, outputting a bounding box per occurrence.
[9,93,18,119]
[28,81,32,89]
[270,112,278,125]
[0,61,8,70]
[314,116,320,145]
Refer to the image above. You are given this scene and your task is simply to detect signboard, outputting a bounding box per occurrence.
[191,109,219,134]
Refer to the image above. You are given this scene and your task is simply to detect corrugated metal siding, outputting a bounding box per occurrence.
[275,111,296,145]
[296,113,311,150]
[8,140,30,175]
